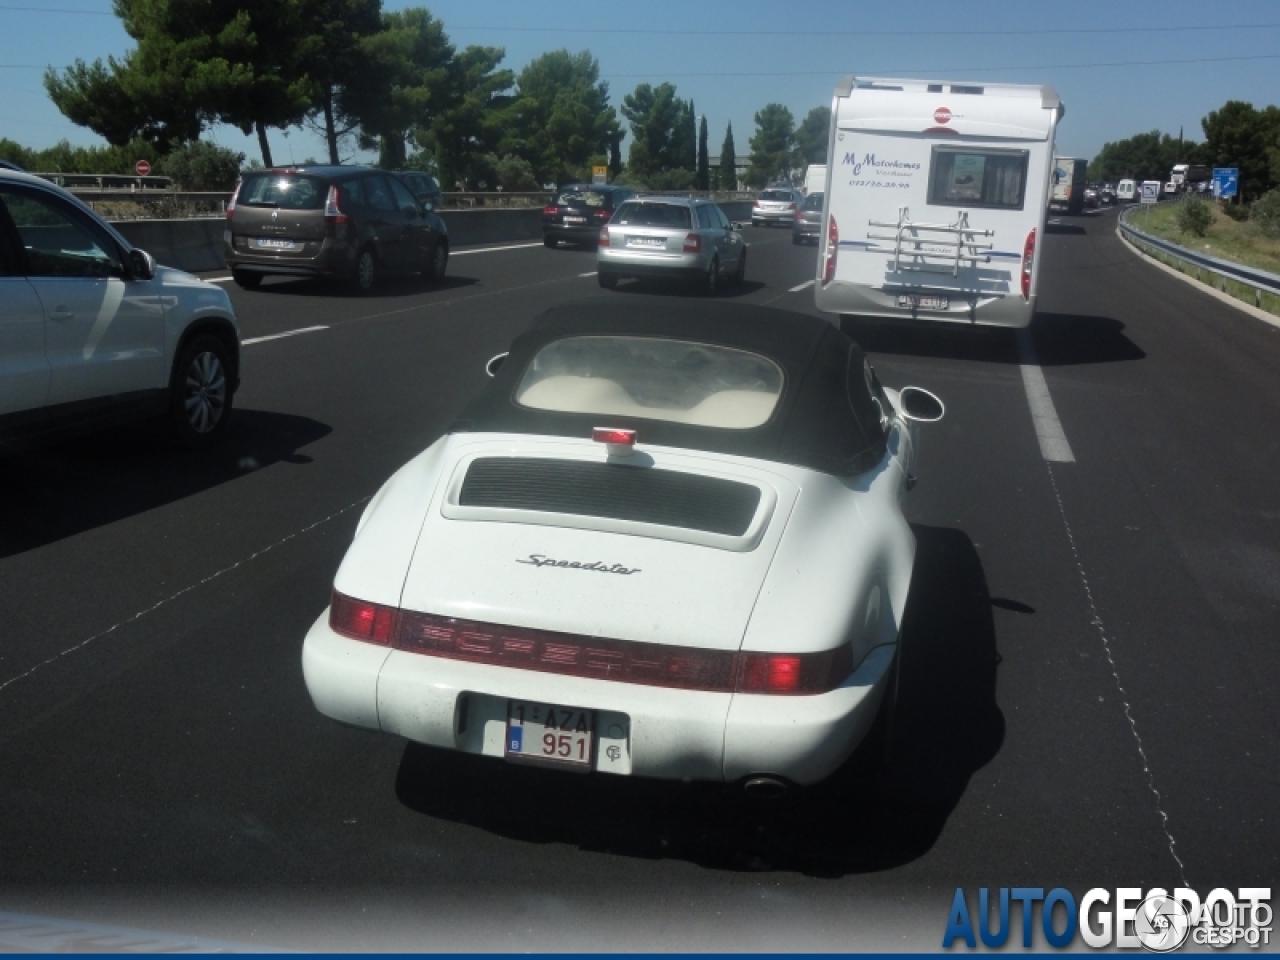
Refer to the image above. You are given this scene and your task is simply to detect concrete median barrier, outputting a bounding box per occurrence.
[108,200,761,274]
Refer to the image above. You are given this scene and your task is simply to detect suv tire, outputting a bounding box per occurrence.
[703,257,720,296]
[169,334,233,449]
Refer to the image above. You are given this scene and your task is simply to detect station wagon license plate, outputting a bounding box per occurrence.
[627,236,664,247]
[506,700,594,769]
[252,238,300,250]
[898,294,949,310]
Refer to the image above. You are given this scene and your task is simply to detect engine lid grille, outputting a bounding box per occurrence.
[457,457,762,536]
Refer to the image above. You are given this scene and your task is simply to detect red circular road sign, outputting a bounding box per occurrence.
[933,107,952,124]
[135,159,151,176]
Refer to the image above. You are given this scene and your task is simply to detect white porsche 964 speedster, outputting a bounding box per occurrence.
[302,299,944,789]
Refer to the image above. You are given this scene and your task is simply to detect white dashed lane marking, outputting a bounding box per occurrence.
[788,279,815,293]
[1017,328,1075,463]
[242,325,328,346]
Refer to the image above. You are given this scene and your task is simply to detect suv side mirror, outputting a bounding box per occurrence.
[128,247,156,281]
[421,200,434,212]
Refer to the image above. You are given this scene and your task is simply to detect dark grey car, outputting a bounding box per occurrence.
[391,170,444,211]
[225,166,448,292]
[792,192,823,244]
[543,184,635,247]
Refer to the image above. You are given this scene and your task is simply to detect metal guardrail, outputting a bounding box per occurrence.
[1118,205,1280,310]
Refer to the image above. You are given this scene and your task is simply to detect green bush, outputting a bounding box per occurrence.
[1249,189,1280,238]
[1176,195,1214,237]
[1221,201,1250,222]
[646,168,696,191]
[154,141,243,191]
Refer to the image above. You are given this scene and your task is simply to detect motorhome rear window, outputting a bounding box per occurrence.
[928,147,1029,210]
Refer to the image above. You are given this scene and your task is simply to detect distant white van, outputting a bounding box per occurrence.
[814,76,1062,329]
[1117,179,1137,202]
[803,164,827,195]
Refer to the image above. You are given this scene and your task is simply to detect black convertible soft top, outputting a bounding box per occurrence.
[451,298,889,476]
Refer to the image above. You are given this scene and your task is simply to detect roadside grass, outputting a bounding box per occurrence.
[1132,202,1280,275]
[1127,202,1280,318]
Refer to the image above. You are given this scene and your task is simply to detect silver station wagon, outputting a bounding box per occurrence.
[596,197,747,294]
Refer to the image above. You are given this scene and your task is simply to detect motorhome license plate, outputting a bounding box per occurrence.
[898,294,949,310]
[627,236,664,247]
[252,238,299,250]
[506,700,594,768]
[562,215,586,223]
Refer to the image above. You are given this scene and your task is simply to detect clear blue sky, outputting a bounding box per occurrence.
[1,0,1277,168]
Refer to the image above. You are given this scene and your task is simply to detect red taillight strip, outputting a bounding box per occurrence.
[329,591,850,695]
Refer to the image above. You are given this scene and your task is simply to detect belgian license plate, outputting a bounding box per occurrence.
[506,700,594,768]
[252,238,299,250]
[562,215,586,223]
[627,236,664,247]
[898,294,949,310]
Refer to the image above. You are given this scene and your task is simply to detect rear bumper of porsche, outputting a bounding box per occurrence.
[302,614,894,785]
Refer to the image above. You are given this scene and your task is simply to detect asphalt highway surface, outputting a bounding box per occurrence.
[1,209,1276,951]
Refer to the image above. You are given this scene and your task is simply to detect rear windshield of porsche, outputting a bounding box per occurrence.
[514,336,784,430]
[238,174,327,210]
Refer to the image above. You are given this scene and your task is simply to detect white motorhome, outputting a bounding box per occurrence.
[803,164,827,194]
[814,76,1062,329]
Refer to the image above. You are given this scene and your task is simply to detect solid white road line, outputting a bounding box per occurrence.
[206,275,233,283]
[449,241,545,256]
[579,270,598,277]
[242,325,328,346]
[788,279,815,292]
[1017,329,1075,463]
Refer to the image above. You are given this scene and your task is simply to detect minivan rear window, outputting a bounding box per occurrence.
[238,174,327,210]
[613,202,691,228]
[928,147,1029,210]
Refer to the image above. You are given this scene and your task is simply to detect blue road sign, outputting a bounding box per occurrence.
[1212,168,1238,199]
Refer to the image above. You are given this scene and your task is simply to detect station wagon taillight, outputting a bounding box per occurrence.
[329,590,852,695]
[324,185,348,225]
[683,233,702,253]
[822,214,838,285]
[598,226,610,247]
[1021,228,1036,300]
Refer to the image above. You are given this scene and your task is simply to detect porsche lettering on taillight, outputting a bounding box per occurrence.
[329,590,851,695]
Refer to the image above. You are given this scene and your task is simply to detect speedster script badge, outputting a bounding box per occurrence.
[517,554,641,575]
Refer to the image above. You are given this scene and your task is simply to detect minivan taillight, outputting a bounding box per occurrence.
[683,233,702,253]
[226,182,240,220]
[324,185,348,225]
[1021,228,1036,300]
[823,214,838,284]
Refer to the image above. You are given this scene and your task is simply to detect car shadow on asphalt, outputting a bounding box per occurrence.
[0,409,331,558]
[843,311,1144,366]
[1044,223,1087,236]
[393,523,1005,878]
[611,279,768,299]
[249,274,479,299]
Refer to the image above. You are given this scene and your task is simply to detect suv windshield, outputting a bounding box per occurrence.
[238,174,326,210]
[613,202,691,228]
[555,189,608,207]
[515,336,784,430]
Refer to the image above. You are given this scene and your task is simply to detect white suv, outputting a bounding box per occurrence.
[0,170,240,449]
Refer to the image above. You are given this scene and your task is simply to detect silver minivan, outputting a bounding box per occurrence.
[597,197,747,293]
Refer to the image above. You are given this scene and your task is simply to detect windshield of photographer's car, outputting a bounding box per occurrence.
[515,336,784,429]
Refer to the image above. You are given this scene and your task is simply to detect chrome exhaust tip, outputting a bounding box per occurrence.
[742,776,789,799]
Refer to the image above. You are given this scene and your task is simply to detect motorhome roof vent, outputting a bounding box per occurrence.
[950,85,985,95]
